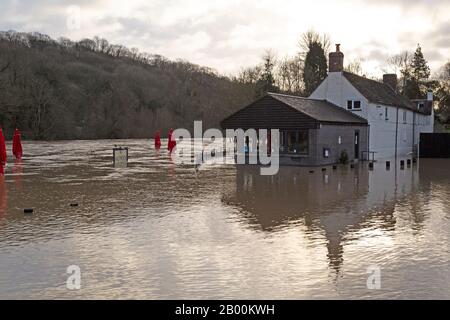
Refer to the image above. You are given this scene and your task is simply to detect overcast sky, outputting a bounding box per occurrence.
[1,0,449,77]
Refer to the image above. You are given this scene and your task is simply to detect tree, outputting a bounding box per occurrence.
[402,44,431,99]
[27,77,55,139]
[256,49,278,96]
[344,58,364,75]
[403,78,422,99]
[237,65,262,84]
[435,61,450,123]
[277,56,304,94]
[301,31,328,96]
[0,31,255,139]
[385,51,412,94]
[411,44,431,82]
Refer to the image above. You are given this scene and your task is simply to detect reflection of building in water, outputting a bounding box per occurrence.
[223,162,421,271]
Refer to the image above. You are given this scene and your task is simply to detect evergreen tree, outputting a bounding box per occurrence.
[302,35,328,96]
[403,78,422,100]
[435,62,450,123]
[256,50,278,97]
[411,44,431,82]
[402,44,431,98]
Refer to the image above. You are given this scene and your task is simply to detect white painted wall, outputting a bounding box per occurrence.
[310,72,434,160]
[310,72,369,120]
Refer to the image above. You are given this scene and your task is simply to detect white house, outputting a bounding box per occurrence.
[310,44,434,160]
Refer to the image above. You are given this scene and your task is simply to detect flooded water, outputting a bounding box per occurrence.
[0,139,449,299]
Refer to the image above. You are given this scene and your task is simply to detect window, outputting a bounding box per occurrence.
[280,130,309,155]
[403,110,407,124]
[347,100,353,110]
[385,107,389,121]
[347,100,362,110]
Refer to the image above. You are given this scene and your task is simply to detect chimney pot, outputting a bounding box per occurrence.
[383,74,398,92]
[329,44,344,73]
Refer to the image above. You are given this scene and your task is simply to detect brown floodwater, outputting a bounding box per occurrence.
[0,139,449,299]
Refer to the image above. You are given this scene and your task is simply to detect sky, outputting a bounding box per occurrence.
[0,0,449,77]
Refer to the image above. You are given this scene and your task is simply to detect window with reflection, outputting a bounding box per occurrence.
[280,130,309,155]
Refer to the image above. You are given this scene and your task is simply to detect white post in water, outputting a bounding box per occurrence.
[113,147,128,168]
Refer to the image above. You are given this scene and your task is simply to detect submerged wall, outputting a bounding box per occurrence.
[277,124,368,166]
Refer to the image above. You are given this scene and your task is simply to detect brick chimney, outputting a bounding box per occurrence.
[383,74,398,92]
[329,44,344,73]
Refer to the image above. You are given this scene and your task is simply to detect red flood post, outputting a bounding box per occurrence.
[154,130,161,149]
[0,127,7,166]
[13,128,23,160]
[167,128,177,153]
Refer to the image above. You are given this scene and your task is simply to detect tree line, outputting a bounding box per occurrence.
[0,30,449,140]
[384,46,450,123]
[0,31,254,139]
[236,30,450,124]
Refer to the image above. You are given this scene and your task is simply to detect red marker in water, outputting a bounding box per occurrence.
[154,130,161,149]
[13,128,23,160]
[0,127,6,166]
[167,128,177,153]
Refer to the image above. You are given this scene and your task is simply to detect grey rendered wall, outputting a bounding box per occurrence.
[277,125,368,166]
[315,124,368,165]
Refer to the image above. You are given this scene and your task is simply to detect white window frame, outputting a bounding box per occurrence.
[347,100,362,111]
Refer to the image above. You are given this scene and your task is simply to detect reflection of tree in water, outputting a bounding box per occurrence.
[13,159,23,191]
[0,176,7,219]
[407,159,450,232]
[223,163,424,274]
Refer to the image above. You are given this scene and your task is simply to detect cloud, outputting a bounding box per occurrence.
[0,0,449,76]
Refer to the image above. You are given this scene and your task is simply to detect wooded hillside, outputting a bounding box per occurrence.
[0,31,254,140]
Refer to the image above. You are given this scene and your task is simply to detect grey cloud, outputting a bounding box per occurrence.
[0,0,93,36]
[429,21,450,49]
[366,49,390,61]
[1,0,449,74]
[396,20,450,67]
[93,2,279,66]
[425,49,444,61]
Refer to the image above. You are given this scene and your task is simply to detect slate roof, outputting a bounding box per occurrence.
[342,71,429,114]
[268,93,368,124]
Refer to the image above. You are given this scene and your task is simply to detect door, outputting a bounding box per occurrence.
[354,130,360,159]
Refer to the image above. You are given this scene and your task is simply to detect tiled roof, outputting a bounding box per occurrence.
[268,93,368,124]
[343,72,429,114]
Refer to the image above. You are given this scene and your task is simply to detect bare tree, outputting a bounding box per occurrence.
[345,58,364,75]
[299,29,331,55]
[385,51,412,75]
[277,55,304,94]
